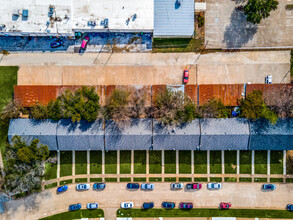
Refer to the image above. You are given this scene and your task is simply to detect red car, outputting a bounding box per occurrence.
[220,202,231,209]
[179,202,193,209]
[81,36,89,50]
[183,69,189,84]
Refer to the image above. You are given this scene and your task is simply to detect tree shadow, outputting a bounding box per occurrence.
[223,8,258,48]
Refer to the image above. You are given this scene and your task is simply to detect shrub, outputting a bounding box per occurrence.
[199,98,230,118]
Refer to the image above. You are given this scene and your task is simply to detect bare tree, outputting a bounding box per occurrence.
[0,100,24,123]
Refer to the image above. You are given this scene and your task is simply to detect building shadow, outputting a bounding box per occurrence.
[223,8,258,48]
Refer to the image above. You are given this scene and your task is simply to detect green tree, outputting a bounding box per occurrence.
[244,0,278,24]
[4,136,49,195]
[199,98,230,118]
[240,90,278,124]
[30,103,49,119]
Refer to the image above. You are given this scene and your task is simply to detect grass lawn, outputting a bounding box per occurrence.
[240,151,252,174]
[270,151,283,174]
[179,177,192,182]
[164,151,176,174]
[105,151,117,174]
[149,150,162,174]
[45,151,57,180]
[239,178,252,182]
[179,151,191,174]
[117,208,293,218]
[149,177,162,182]
[134,151,146,174]
[45,182,57,190]
[40,209,104,220]
[105,178,117,182]
[224,151,237,174]
[75,151,87,175]
[270,178,283,183]
[210,177,222,182]
[225,177,237,182]
[133,178,146,182]
[60,151,72,177]
[60,179,73,185]
[254,178,268,182]
[152,38,204,53]
[120,150,131,174]
[194,178,208,182]
[0,66,18,158]
[255,151,267,174]
[194,151,207,174]
[210,151,222,174]
[120,178,131,182]
[286,178,293,183]
[75,178,87,183]
[90,151,102,174]
[90,178,102,182]
[164,177,176,182]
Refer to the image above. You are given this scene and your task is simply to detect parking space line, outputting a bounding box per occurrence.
[176,150,179,181]
[72,150,75,178]
[191,150,194,182]
[207,150,210,182]
[131,150,134,182]
[87,150,90,182]
[102,150,105,182]
[117,150,120,182]
[267,150,270,183]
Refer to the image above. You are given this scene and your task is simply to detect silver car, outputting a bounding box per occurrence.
[121,202,133,209]
[141,183,154,190]
[170,182,184,189]
[207,182,222,189]
[87,202,98,210]
[76,183,90,191]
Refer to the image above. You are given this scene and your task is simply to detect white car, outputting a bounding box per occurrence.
[141,183,154,190]
[76,183,90,191]
[207,182,222,189]
[87,202,98,210]
[170,182,184,189]
[265,75,272,84]
[121,202,134,209]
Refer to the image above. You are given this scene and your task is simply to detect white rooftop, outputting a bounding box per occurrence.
[0,0,154,34]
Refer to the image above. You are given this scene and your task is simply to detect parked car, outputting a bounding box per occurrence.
[121,202,133,209]
[262,184,276,191]
[287,204,293,211]
[220,202,231,209]
[50,39,64,48]
[87,202,98,210]
[127,183,139,190]
[207,182,222,189]
[162,202,175,209]
[186,183,202,190]
[143,202,154,209]
[179,202,193,209]
[183,69,189,84]
[265,75,272,84]
[170,182,184,189]
[57,185,68,193]
[93,183,106,190]
[69,203,81,211]
[76,183,90,191]
[141,183,154,190]
[80,36,89,50]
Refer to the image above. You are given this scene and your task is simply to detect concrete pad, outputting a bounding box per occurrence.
[205,0,293,49]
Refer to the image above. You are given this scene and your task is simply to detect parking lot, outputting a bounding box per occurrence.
[205,0,293,49]
[0,32,152,52]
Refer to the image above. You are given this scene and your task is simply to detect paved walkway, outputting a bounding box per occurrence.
[3,182,293,220]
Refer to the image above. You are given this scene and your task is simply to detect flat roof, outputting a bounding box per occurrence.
[0,0,154,34]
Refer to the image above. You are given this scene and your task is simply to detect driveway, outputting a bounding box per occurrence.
[205,0,293,49]
[2,182,293,220]
[15,51,291,85]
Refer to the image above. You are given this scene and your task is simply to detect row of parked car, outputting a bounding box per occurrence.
[69,202,98,211]
[121,201,232,210]
[57,183,106,193]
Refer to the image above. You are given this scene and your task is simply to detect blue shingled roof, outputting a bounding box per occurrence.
[200,118,250,150]
[8,119,58,150]
[154,0,194,37]
[153,120,200,150]
[105,119,152,150]
[250,119,293,150]
[57,119,104,150]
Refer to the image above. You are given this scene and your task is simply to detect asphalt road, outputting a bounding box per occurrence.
[2,182,293,220]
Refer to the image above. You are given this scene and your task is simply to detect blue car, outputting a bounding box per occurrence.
[287,204,293,211]
[69,203,81,211]
[93,183,106,190]
[57,185,68,193]
[162,202,175,209]
[50,39,64,48]
[127,183,139,190]
[262,184,276,191]
[143,202,154,209]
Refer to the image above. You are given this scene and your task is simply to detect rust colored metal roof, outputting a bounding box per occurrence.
[14,85,58,107]
[185,84,197,104]
[199,84,245,106]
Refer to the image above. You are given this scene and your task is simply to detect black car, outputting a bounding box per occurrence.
[50,39,64,48]
[162,202,175,209]
[127,183,139,189]
[143,202,154,209]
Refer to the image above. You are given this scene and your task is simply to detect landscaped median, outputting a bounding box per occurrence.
[39,209,104,220]
[116,208,293,218]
